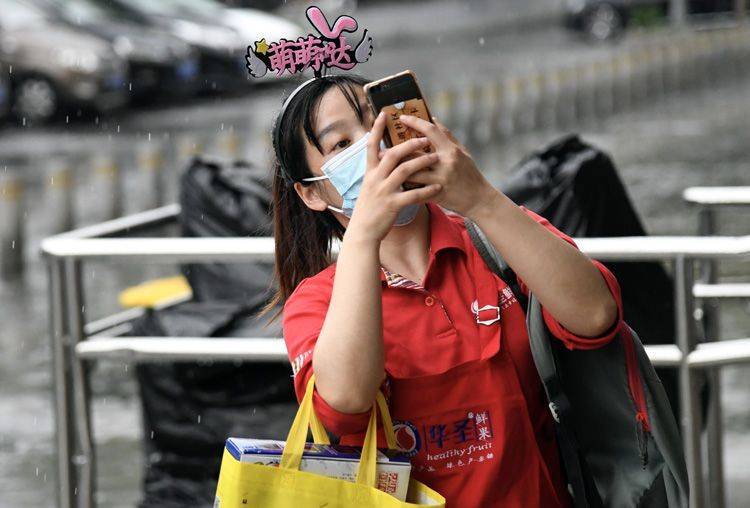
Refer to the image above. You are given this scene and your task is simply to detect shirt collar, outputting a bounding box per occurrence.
[379,202,467,284]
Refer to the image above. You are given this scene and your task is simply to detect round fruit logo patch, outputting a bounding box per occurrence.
[393,420,421,458]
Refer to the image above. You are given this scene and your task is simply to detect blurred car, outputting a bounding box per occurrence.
[219,0,357,15]
[564,0,740,42]
[177,0,303,49]
[171,0,305,84]
[36,0,200,102]
[101,0,250,92]
[0,0,127,123]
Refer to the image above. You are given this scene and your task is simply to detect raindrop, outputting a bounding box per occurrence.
[8,65,12,74]
[128,82,132,92]
[36,467,39,477]
[22,117,26,127]
[117,125,120,133]
[197,415,202,423]
[478,37,485,47]
[11,241,15,249]
[66,116,70,124]
[124,364,129,372]
[150,430,154,439]
[148,132,151,141]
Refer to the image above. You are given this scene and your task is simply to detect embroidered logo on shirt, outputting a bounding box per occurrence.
[499,286,518,310]
[471,299,501,326]
[394,410,496,473]
[290,348,313,376]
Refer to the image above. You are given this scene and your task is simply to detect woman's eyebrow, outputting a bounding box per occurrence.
[316,119,346,144]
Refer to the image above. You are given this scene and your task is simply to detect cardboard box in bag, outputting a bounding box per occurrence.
[225,437,412,501]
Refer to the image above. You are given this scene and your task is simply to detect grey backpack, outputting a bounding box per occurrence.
[464,218,689,508]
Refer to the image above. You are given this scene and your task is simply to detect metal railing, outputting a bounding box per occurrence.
[41,192,750,508]
[683,185,750,507]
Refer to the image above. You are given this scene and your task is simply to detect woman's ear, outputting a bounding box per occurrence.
[293,181,331,212]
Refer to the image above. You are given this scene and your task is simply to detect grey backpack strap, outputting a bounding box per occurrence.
[464,217,599,508]
[463,218,528,312]
[527,296,603,508]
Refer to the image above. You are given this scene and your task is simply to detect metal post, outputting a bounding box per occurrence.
[697,207,726,508]
[675,256,704,508]
[46,158,75,234]
[0,172,24,278]
[214,128,242,160]
[91,154,121,222]
[488,81,505,141]
[49,258,75,508]
[464,82,486,149]
[736,0,747,21]
[64,258,95,508]
[670,0,688,26]
[136,141,166,211]
[504,78,522,138]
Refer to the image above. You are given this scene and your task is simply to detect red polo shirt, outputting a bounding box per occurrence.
[282,202,623,507]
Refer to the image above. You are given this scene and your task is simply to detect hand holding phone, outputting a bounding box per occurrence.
[364,70,433,189]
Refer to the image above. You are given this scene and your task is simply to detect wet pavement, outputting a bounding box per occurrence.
[1,2,750,506]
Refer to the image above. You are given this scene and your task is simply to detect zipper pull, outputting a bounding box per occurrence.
[635,413,650,469]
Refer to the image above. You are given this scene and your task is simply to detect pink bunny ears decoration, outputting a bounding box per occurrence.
[246,6,373,79]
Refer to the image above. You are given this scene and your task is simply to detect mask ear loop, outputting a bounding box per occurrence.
[299,173,343,214]
[301,174,329,182]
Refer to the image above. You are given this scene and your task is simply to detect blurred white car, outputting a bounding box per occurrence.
[170,0,305,82]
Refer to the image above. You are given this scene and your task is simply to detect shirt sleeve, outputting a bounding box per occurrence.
[515,207,624,351]
[282,276,381,437]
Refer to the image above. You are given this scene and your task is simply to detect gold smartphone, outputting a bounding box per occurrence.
[364,70,433,149]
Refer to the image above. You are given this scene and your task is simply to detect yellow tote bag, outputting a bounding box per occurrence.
[214,375,446,507]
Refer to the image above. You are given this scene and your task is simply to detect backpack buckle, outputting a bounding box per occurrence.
[471,301,501,326]
[549,402,561,423]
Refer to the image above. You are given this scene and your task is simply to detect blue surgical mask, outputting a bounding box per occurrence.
[302,132,420,227]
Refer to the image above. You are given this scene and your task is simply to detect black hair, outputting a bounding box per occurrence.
[258,73,369,323]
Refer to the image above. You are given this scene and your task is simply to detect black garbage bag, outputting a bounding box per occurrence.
[179,156,275,303]
[134,156,297,507]
[500,134,680,418]
[133,301,297,508]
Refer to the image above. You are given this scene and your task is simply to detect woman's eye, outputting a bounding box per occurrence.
[332,139,350,151]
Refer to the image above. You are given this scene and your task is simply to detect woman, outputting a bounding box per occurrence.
[258,74,623,507]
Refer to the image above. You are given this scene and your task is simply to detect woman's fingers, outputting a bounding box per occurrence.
[392,183,442,208]
[384,152,438,190]
[367,112,387,168]
[379,137,431,173]
[432,117,465,150]
[398,115,451,150]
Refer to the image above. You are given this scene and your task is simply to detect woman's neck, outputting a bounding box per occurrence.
[378,204,432,284]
